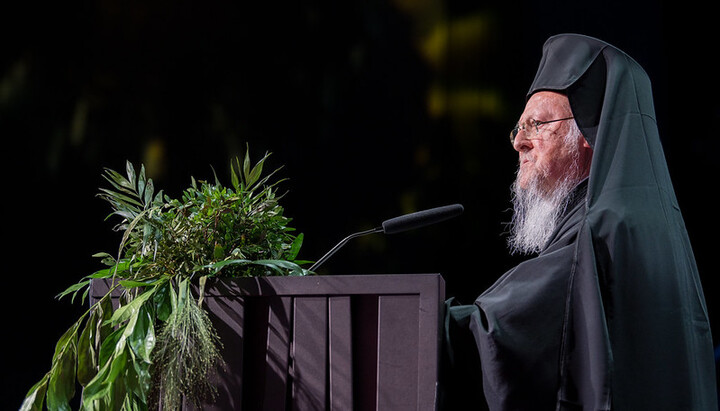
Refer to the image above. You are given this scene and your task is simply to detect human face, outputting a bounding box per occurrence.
[512,91,590,192]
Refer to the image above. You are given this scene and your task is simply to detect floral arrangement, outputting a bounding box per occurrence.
[21,148,310,410]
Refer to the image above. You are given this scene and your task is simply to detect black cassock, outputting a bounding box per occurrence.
[440,34,717,411]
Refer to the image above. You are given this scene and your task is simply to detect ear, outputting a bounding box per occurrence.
[581,136,592,149]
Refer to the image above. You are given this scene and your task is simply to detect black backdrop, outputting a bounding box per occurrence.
[3,0,717,406]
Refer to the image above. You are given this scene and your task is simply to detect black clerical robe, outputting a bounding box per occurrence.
[440,34,717,411]
[440,180,589,410]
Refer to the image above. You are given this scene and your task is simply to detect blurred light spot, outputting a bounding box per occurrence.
[419,13,492,69]
[210,103,228,133]
[0,59,28,108]
[399,190,418,215]
[143,138,167,180]
[427,84,447,118]
[356,231,387,254]
[414,144,431,167]
[390,0,444,35]
[391,0,438,15]
[70,98,89,146]
[427,84,503,119]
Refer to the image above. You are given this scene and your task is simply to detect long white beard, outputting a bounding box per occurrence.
[506,127,585,255]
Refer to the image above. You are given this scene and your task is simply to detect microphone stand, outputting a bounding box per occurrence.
[308,204,463,273]
[309,227,383,272]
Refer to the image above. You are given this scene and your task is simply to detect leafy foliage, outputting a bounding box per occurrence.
[21,148,310,410]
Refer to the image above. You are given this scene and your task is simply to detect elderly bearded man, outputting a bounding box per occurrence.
[439,34,717,411]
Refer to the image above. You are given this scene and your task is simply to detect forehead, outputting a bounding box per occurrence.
[521,91,571,120]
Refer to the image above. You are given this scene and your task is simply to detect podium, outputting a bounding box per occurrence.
[90,274,445,410]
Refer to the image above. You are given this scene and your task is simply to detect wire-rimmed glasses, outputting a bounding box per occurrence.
[510,117,574,145]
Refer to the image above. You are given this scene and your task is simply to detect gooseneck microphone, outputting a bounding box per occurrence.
[309,204,464,272]
[381,204,464,234]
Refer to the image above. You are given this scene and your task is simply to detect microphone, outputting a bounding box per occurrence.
[381,203,464,234]
[308,204,464,272]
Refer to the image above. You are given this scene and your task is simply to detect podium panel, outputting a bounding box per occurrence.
[90,274,445,410]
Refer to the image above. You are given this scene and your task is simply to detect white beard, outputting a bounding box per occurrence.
[506,126,586,255]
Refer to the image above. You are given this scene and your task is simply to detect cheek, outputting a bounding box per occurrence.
[539,149,576,184]
[525,147,565,188]
[535,153,556,175]
[534,143,564,173]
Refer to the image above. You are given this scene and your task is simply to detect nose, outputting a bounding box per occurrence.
[512,130,533,152]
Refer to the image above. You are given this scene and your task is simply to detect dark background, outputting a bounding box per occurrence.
[3,0,717,406]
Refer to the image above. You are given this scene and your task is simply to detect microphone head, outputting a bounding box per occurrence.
[381,204,464,235]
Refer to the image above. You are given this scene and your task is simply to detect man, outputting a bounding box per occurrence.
[439,34,717,410]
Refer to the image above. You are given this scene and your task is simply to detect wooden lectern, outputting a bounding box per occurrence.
[91,274,445,410]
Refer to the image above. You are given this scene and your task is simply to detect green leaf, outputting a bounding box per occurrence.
[118,279,157,289]
[87,260,132,279]
[88,334,129,407]
[153,281,172,322]
[98,188,143,209]
[230,157,241,190]
[198,274,208,307]
[52,322,80,363]
[56,279,91,301]
[142,220,154,246]
[106,344,128,386]
[102,169,135,193]
[204,258,252,274]
[210,165,221,186]
[81,359,112,405]
[126,161,137,189]
[122,302,140,340]
[246,152,269,188]
[137,172,146,203]
[110,210,137,222]
[153,189,164,206]
[123,357,150,404]
[47,333,77,411]
[109,290,154,326]
[77,311,98,386]
[98,328,124,366]
[143,178,155,207]
[176,278,189,312]
[213,243,225,260]
[287,233,304,260]
[127,305,155,363]
[109,373,128,410]
[250,260,285,275]
[243,146,252,185]
[114,208,152,266]
[97,295,115,343]
[92,252,114,259]
[253,259,306,275]
[20,373,49,411]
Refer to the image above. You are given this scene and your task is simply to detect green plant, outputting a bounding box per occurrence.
[21,148,311,410]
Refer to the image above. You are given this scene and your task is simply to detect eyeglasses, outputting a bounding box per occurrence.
[510,117,574,145]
